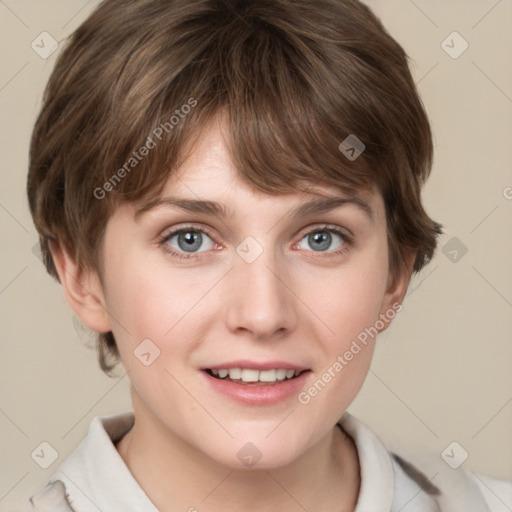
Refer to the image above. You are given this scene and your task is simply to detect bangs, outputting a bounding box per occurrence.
[96,7,392,211]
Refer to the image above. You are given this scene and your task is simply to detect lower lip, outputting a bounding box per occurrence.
[201,370,311,405]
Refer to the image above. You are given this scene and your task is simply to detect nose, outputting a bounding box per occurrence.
[224,245,298,340]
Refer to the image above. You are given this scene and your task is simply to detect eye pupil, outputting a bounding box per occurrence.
[309,231,331,251]
[179,231,202,252]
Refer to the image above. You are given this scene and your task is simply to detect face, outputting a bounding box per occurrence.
[94,116,407,469]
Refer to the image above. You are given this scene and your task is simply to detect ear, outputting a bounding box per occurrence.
[377,251,416,334]
[49,241,112,333]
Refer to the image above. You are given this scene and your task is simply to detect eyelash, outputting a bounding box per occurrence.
[157,224,353,261]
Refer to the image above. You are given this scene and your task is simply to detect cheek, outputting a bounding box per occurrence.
[101,249,223,367]
[100,249,182,357]
[296,251,389,422]
[307,243,390,345]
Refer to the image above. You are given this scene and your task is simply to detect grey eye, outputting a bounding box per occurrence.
[298,230,345,252]
[166,230,215,253]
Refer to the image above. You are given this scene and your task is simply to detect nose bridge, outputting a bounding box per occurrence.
[225,236,297,338]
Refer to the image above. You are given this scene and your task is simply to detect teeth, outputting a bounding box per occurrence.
[276,369,287,380]
[228,368,241,379]
[209,367,302,383]
[258,369,276,382]
[241,369,259,382]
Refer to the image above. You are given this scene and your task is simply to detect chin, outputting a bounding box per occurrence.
[202,434,308,471]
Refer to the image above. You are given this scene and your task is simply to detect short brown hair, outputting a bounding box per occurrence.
[27,0,443,376]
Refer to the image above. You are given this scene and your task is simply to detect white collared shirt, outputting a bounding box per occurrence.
[22,410,511,511]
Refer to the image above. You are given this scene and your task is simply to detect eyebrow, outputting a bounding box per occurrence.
[135,195,374,222]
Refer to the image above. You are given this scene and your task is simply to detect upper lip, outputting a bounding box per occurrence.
[202,360,309,371]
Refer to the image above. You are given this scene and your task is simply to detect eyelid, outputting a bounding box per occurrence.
[159,222,219,243]
[295,222,353,242]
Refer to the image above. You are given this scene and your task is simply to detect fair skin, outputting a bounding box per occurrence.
[51,115,414,512]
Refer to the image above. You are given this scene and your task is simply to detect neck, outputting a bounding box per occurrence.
[116,400,360,512]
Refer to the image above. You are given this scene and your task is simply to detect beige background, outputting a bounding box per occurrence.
[1,0,511,509]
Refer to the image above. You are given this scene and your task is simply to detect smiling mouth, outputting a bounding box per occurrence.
[204,368,309,385]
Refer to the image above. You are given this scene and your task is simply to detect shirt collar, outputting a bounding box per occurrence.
[338,411,395,511]
[49,410,158,512]
[49,410,469,512]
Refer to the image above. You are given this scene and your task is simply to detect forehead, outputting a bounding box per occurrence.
[153,115,382,214]
[123,112,386,228]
